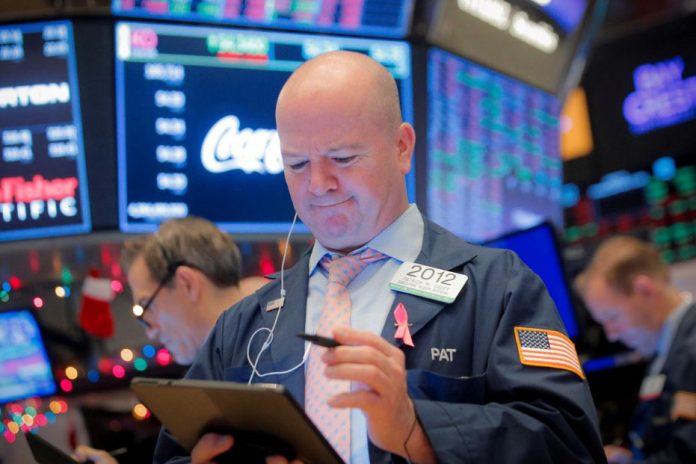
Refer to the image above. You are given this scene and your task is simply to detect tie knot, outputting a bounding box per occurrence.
[321,248,387,287]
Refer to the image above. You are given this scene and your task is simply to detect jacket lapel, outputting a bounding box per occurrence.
[381,219,478,347]
[256,253,311,405]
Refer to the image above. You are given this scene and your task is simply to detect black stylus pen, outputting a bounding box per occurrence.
[297,332,342,348]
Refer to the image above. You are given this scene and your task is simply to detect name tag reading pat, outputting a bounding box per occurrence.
[390,262,467,303]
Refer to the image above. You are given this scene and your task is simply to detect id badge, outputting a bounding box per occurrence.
[639,374,666,401]
[389,262,467,303]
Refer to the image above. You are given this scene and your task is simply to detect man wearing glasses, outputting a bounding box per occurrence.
[73,216,268,463]
[121,216,268,365]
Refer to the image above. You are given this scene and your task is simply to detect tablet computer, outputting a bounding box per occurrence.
[130,377,343,464]
[26,432,80,464]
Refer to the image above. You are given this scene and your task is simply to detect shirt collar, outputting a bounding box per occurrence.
[308,204,424,275]
[656,292,693,357]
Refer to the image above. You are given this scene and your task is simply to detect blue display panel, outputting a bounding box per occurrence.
[0,21,91,241]
[0,309,57,403]
[116,22,413,233]
[427,48,562,243]
[112,0,414,38]
[484,222,579,339]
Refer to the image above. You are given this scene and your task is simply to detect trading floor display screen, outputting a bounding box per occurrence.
[112,0,414,38]
[485,222,579,339]
[0,21,91,241]
[116,21,413,233]
[427,48,562,242]
[0,310,57,403]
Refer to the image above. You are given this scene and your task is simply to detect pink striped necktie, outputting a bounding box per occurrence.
[305,248,388,463]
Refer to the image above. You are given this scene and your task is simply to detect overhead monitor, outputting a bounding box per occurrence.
[0,20,91,241]
[115,21,414,234]
[484,221,580,339]
[423,0,605,97]
[427,48,563,243]
[0,309,57,403]
[581,14,696,175]
[112,0,415,38]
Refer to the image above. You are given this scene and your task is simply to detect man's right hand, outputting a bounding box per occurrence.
[604,444,632,464]
[73,445,118,464]
[191,433,234,464]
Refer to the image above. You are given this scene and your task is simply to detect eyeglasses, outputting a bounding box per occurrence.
[132,261,186,328]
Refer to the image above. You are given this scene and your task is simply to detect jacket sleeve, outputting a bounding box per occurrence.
[643,423,696,464]
[412,251,606,463]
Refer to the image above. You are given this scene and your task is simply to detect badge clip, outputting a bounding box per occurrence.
[265,297,285,312]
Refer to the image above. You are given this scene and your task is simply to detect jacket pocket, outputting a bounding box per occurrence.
[407,369,486,404]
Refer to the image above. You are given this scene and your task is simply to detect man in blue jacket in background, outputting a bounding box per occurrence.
[576,235,696,463]
[154,50,605,463]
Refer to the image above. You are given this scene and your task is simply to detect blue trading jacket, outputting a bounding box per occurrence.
[154,219,606,463]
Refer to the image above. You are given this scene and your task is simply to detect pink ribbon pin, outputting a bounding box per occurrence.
[393,303,414,347]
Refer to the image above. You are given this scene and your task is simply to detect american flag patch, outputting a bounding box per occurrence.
[514,327,585,379]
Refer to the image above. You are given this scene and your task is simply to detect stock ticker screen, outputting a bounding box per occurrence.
[112,0,414,38]
[115,22,413,233]
[427,48,563,243]
[0,21,91,241]
[0,310,57,404]
[563,156,696,265]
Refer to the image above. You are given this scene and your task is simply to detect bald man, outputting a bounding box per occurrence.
[154,51,604,464]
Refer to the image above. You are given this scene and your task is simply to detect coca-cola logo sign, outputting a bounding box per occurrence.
[201,115,283,175]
